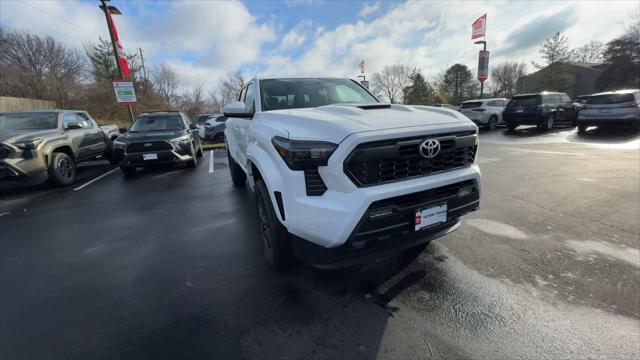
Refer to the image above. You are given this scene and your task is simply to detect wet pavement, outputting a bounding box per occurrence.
[1,126,639,359]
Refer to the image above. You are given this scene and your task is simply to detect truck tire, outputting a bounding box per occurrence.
[227,150,246,187]
[255,179,293,270]
[48,152,76,186]
[187,143,198,168]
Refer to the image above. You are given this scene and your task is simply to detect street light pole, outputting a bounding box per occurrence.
[99,0,135,124]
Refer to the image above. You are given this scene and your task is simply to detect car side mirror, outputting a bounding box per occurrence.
[189,123,199,130]
[65,122,83,130]
[223,101,253,118]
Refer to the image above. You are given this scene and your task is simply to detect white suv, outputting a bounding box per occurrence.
[224,78,481,269]
[458,98,508,130]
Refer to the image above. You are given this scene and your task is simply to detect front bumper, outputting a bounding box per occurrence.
[0,161,48,185]
[503,112,544,125]
[292,178,479,268]
[115,141,195,167]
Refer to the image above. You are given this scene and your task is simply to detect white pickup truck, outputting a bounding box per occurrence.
[224,78,481,269]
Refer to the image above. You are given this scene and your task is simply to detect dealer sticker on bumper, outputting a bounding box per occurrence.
[415,204,448,231]
[143,153,158,161]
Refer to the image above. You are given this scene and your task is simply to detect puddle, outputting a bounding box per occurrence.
[565,240,640,269]
[465,218,528,240]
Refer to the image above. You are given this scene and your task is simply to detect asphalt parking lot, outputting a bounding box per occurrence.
[1,126,639,359]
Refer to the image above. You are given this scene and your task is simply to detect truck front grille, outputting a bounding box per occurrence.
[344,131,477,187]
[0,145,11,159]
[126,141,173,153]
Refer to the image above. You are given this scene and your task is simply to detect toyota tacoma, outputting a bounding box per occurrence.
[0,110,119,186]
[224,78,481,269]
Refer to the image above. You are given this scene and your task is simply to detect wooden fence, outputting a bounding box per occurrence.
[0,97,56,112]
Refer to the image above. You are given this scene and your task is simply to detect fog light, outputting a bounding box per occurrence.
[458,186,475,197]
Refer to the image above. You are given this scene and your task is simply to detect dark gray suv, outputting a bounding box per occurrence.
[503,92,578,131]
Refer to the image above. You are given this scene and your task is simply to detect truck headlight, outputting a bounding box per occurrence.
[272,136,337,170]
[170,135,191,144]
[14,138,43,150]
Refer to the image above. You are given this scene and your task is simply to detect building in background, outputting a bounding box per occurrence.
[516,62,606,97]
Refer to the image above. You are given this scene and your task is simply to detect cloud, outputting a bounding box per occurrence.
[501,6,577,54]
[357,2,381,18]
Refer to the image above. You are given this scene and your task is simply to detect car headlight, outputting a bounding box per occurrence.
[170,135,191,143]
[14,138,44,150]
[112,139,127,148]
[272,136,337,170]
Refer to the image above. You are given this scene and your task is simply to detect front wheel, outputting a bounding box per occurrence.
[255,179,293,270]
[48,152,76,186]
[541,114,555,131]
[187,143,198,168]
[227,150,247,187]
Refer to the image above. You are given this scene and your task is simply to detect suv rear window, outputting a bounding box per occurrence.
[586,93,636,105]
[508,95,541,107]
[461,102,483,109]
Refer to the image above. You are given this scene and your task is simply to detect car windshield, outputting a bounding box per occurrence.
[0,112,58,131]
[508,95,541,107]
[586,93,636,104]
[260,78,378,111]
[129,115,184,132]
[461,102,483,109]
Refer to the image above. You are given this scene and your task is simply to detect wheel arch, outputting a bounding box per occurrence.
[246,143,286,224]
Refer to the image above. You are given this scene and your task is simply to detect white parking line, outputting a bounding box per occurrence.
[209,150,214,174]
[73,168,119,191]
[0,211,9,217]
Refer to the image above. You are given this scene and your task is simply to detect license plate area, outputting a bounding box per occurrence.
[415,204,448,231]
[599,108,611,114]
[143,153,158,161]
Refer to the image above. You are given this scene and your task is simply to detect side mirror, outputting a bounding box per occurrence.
[65,122,83,130]
[189,123,199,130]
[223,101,253,118]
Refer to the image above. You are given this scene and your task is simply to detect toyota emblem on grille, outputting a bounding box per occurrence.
[144,143,153,147]
[419,139,440,159]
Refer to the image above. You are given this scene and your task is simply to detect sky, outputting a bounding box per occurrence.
[0,0,636,92]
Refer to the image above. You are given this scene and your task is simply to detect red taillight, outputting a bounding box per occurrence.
[204,123,213,128]
[472,108,486,112]
[622,102,639,108]
[581,105,588,110]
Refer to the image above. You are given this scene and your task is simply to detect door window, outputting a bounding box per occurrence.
[62,113,83,128]
[75,113,94,128]
[245,83,256,114]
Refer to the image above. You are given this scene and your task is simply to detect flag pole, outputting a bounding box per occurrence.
[100,0,135,124]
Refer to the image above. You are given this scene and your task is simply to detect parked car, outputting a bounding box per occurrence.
[112,111,203,176]
[458,98,508,130]
[433,103,457,110]
[203,115,227,143]
[577,90,640,133]
[192,114,216,139]
[503,92,578,131]
[0,110,119,186]
[224,77,481,269]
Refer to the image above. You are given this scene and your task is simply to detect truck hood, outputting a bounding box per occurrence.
[117,130,189,143]
[0,129,62,144]
[255,104,473,142]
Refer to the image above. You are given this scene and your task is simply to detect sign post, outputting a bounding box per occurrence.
[112,81,137,104]
[477,50,490,97]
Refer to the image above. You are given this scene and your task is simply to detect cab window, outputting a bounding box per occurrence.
[62,113,83,128]
[245,83,256,114]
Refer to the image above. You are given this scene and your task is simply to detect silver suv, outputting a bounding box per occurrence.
[578,90,640,133]
[458,98,508,130]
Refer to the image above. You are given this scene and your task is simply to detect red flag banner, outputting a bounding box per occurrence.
[471,14,487,39]
[107,11,131,80]
[358,60,365,74]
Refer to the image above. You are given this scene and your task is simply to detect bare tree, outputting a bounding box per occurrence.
[572,41,605,63]
[371,64,411,103]
[209,70,246,112]
[491,61,527,97]
[151,62,179,106]
[0,29,84,106]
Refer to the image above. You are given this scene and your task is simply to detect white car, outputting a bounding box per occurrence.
[224,78,481,269]
[458,98,508,130]
[192,114,216,139]
[578,90,640,133]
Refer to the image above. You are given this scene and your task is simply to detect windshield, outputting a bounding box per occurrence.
[508,95,541,107]
[586,93,636,105]
[129,115,184,132]
[461,102,483,109]
[0,112,58,131]
[260,78,378,111]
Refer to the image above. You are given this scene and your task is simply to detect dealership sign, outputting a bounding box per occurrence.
[112,81,137,104]
[477,50,490,82]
